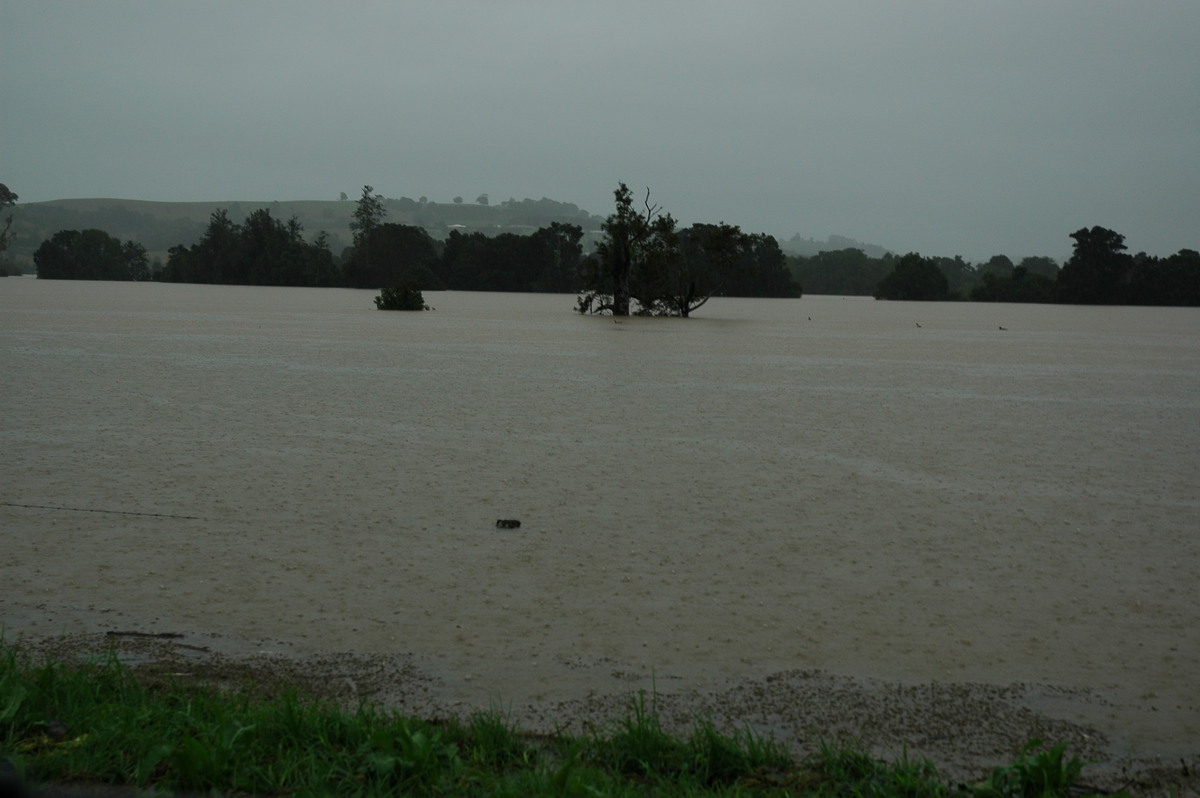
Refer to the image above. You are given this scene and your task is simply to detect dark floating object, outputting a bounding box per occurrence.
[495,519,521,529]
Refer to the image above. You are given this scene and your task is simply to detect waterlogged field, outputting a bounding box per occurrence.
[2,279,1198,769]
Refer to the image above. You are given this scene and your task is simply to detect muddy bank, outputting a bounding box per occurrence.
[8,631,1195,796]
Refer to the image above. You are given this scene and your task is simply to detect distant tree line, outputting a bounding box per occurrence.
[794,228,1198,306]
[793,249,1060,300]
[30,185,801,308]
[23,179,1197,306]
[337,186,588,294]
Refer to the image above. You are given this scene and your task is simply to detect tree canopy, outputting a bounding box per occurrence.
[970,266,1057,303]
[1057,226,1132,304]
[873,253,950,301]
[342,223,441,290]
[790,248,893,296]
[159,209,337,286]
[349,185,386,248]
[34,229,149,281]
[1050,226,1199,306]
[441,223,582,293]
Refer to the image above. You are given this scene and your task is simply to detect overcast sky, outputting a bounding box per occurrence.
[3,1,1197,262]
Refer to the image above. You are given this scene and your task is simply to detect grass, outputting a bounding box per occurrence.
[0,643,1127,797]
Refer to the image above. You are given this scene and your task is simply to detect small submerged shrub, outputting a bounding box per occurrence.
[374,282,430,311]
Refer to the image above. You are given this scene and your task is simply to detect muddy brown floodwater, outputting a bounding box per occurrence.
[3,280,1198,793]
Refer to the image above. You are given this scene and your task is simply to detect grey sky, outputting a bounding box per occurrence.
[3,1,1197,262]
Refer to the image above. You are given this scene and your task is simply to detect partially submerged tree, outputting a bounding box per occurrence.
[650,222,751,317]
[578,183,675,316]
[375,281,430,310]
[578,184,796,316]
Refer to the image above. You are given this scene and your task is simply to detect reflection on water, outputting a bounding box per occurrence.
[3,279,1199,742]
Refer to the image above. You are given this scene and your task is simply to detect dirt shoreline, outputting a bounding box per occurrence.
[8,630,1196,796]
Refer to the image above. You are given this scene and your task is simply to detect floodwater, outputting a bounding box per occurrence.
[3,279,1198,753]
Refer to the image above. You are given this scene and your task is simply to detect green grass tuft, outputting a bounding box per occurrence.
[1,643,1130,797]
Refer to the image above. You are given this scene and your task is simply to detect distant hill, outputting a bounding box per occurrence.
[4,196,606,269]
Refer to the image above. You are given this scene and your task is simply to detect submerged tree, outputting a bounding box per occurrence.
[578,184,799,316]
[375,281,430,310]
[578,183,676,316]
[649,222,756,317]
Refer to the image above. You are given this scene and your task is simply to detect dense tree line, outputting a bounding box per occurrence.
[33,229,150,281]
[1054,226,1199,306]
[144,187,586,294]
[29,185,798,310]
[159,209,339,286]
[338,185,585,293]
[796,228,1197,306]
[441,224,583,293]
[793,248,1059,300]
[343,223,442,289]
[23,177,1195,306]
